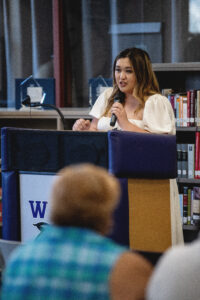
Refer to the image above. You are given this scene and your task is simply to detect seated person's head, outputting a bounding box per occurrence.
[50,163,120,235]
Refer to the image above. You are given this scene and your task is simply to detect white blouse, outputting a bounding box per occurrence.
[89,87,176,135]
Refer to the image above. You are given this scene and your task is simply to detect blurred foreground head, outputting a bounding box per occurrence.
[50,163,120,235]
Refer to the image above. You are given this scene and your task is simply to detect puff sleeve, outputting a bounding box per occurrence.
[89,87,113,119]
[143,94,176,135]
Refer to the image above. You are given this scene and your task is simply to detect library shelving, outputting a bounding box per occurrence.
[153,62,200,242]
[1,62,200,243]
[176,126,200,242]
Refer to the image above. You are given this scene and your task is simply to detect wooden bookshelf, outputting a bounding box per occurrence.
[153,62,200,72]
[154,63,200,242]
[154,63,200,92]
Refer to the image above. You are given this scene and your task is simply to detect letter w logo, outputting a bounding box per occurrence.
[29,201,48,218]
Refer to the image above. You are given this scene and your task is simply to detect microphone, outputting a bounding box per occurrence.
[110,91,125,127]
[22,95,67,130]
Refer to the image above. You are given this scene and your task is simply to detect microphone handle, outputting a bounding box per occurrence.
[110,113,117,127]
[110,99,121,127]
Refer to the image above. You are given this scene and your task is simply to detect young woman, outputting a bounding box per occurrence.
[72,47,175,135]
[73,47,183,246]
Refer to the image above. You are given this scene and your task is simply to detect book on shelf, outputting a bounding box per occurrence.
[179,186,197,226]
[192,186,200,226]
[187,188,192,225]
[181,144,188,178]
[177,144,182,178]
[188,144,195,179]
[168,94,176,117]
[195,132,200,179]
[191,188,194,225]
[0,187,2,226]
[182,95,187,127]
[190,90,196,127]
[183,186,188,225]
[196,90,200,127]
[187,90,191,127]
[175,94,181,127]
[198,139,200,180]
[175,94,187,127]
[177,143,196,179]
[167,89,200,127]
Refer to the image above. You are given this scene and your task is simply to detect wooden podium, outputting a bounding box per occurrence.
[1,127,177,253]
[107,130,177,252]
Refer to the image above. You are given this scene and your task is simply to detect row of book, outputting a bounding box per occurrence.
[179,186,200,226]
[0,187,2,226]
[177,133,200,179]
[177,143,195,178]
[165,89,200,127]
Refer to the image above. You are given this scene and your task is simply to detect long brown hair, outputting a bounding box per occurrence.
[104,47,160,116]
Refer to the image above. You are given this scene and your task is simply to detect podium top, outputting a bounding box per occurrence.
[108,130,177,179]
[1,127,108,172]
[1,127,177,179]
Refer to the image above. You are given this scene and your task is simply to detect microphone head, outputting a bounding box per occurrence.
[110,91,125,127]
[114,91,125,103]
[22,95,31,106]
[22,96,41,107]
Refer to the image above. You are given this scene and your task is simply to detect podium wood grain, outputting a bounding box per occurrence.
[128,178,171,252]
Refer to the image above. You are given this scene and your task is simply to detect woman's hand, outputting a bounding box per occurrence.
[72,119,91,131]
[111,102,147,133]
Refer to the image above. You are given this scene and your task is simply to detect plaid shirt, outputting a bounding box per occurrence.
[1,226,127,300]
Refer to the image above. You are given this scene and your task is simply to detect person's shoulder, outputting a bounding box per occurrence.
[113,251,153,274]
[147,241,200,299]
[147,93,169,103]
[101,87,113,98]
[159,238,200,265]
[92,87,113,105]
[145,93,172,111]
[110,251,153,300]
[90,87,113,116]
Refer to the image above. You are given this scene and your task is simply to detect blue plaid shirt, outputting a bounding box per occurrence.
[1,226,127,300]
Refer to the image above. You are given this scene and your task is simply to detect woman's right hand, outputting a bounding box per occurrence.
[72,119,91,131]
